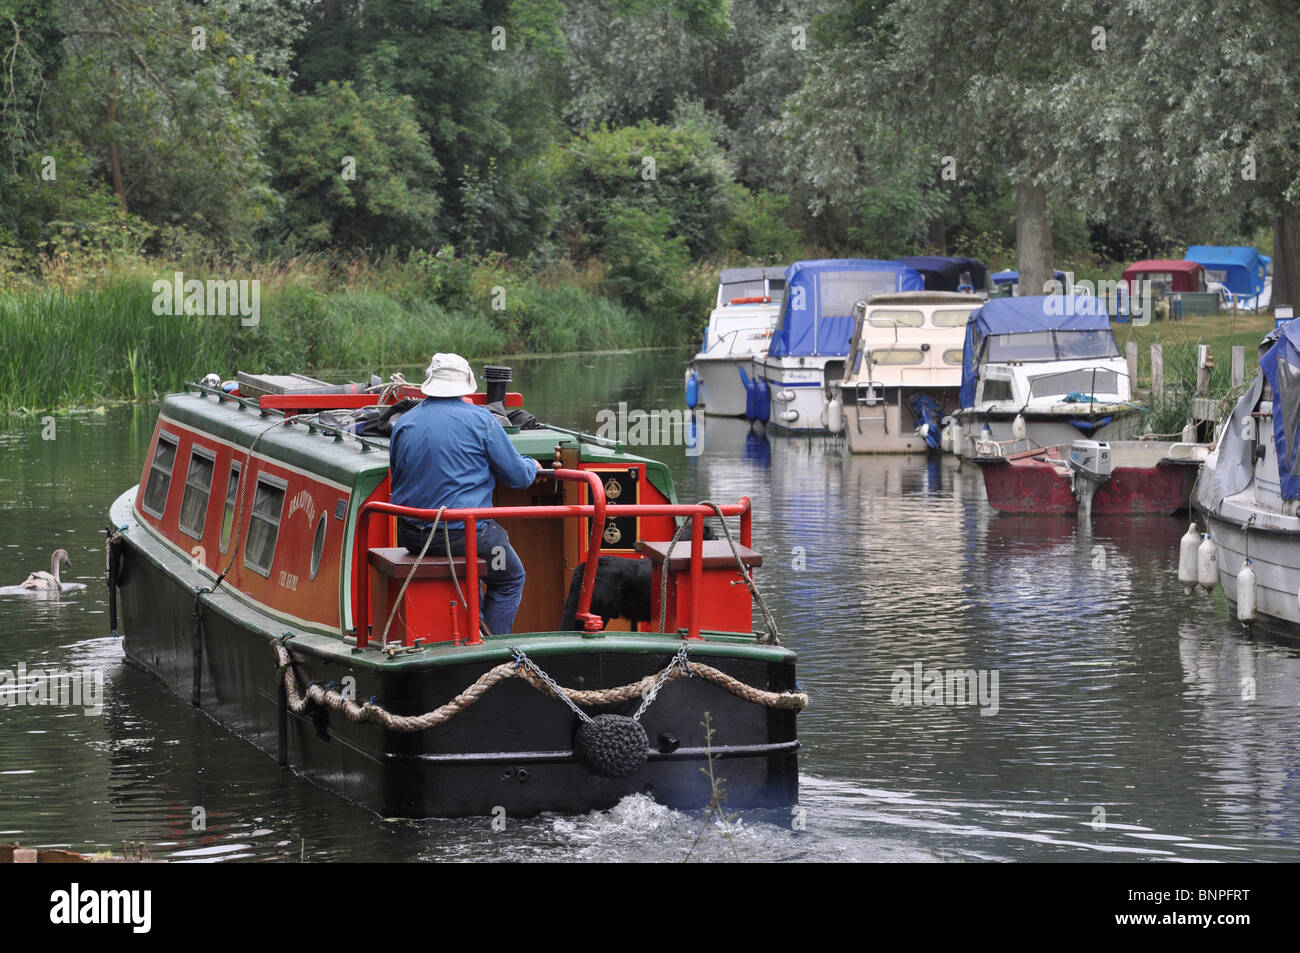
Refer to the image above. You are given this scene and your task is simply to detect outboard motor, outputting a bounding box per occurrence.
[1067,439,1112,520]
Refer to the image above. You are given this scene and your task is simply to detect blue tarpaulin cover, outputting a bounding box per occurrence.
[1257,319,1300,499]
[958,295,1112,408]
[768,260,923,358]
[1184,246,1270,298]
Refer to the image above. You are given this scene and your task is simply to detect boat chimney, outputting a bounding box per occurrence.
[484,365,512,406]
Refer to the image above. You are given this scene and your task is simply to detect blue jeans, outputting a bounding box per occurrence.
[399,518,526,636]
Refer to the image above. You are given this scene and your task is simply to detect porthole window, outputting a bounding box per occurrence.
[309,515,327,580]
[141,433,178,518]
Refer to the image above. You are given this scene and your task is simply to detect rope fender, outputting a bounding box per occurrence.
[271,643,808,734]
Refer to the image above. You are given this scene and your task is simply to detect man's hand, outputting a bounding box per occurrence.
[531,458,546,483]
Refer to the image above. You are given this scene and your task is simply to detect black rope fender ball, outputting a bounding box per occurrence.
[574,714,649,779]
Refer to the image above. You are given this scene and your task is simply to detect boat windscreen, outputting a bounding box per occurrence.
[987,331,1055,362]
[1056,330,1121,359]
[721,278,769,300]
[986,330,1119,362]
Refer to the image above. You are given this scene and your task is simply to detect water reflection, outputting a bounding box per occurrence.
[0,351,1297,861]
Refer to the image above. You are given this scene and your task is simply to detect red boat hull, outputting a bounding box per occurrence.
[977,452,1196,515]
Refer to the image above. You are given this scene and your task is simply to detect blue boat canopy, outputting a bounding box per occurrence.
[1184,246,1269,298]
[958,295,1115,407]
[1257,319,1300,499]
[768,260,923,358]
[892,256,987,293]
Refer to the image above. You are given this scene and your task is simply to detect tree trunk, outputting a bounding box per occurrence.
[1274,208,1300,310]
[107,95,127,212]
[1014,179,1053,297]
[927,216,946,254]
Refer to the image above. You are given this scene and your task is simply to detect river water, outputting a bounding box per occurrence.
[1,349,1297,862]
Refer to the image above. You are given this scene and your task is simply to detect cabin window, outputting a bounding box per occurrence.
[942,348,964,364]
[219,463,242,553]
[871,348,924,365]
[178,448,215,540]
[141,433,179,518]
[243,474,287,577]
[932,309,975,327]
[1029,368,1120,399]
[867,309,924,328]
[981,378,1014,402]
[309,515,327,581]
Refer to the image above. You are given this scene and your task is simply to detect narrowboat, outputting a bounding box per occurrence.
[685,265,787,417]
[836,291,983,453]
[750,259,924,433]
[106,370,805,818]
[949,295,1144,459]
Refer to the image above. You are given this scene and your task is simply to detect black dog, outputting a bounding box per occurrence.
[557,525,718,631]
[559,556,652,631]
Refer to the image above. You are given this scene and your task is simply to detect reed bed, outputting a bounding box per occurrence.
[0,270,661,410]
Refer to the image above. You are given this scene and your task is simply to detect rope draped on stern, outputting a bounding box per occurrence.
[270,640,808,735]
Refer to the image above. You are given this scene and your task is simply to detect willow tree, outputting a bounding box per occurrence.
[871,0,1136,294]
[1111,0,1300,307]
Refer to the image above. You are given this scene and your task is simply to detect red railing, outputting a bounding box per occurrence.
[350,467,751,647]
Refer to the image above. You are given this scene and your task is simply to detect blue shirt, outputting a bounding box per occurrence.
[389,398,538,529]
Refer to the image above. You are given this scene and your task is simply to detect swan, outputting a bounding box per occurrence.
[20,549,71,592]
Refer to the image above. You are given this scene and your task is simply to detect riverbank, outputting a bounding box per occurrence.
[0,255,709,410]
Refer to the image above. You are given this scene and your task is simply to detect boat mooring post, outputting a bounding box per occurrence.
[1151,344,1164,401]
[1231,346,1245,388]
[1126,342,1137,391]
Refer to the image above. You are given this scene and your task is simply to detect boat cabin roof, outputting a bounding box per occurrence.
[860,291,985,310]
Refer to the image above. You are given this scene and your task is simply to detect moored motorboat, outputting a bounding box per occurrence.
[975,439,1206,517]
[950,294,1144,459]
[751,259,924,434]
[1187,322,1300,629]
[106,369,805,818]
[837,291,983,453]
[686,266,787,417]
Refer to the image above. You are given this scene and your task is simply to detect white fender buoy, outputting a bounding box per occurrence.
[1011,413,1027,442]
[1178,523,1200,595]
[1237,561,1257,623]
[949,421,962,457]
[827,397,843,434]
[1197,534,1219,593]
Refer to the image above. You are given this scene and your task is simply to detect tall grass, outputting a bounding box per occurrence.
[0,269,667,410]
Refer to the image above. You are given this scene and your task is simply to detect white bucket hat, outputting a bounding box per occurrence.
[420,353,477,397]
